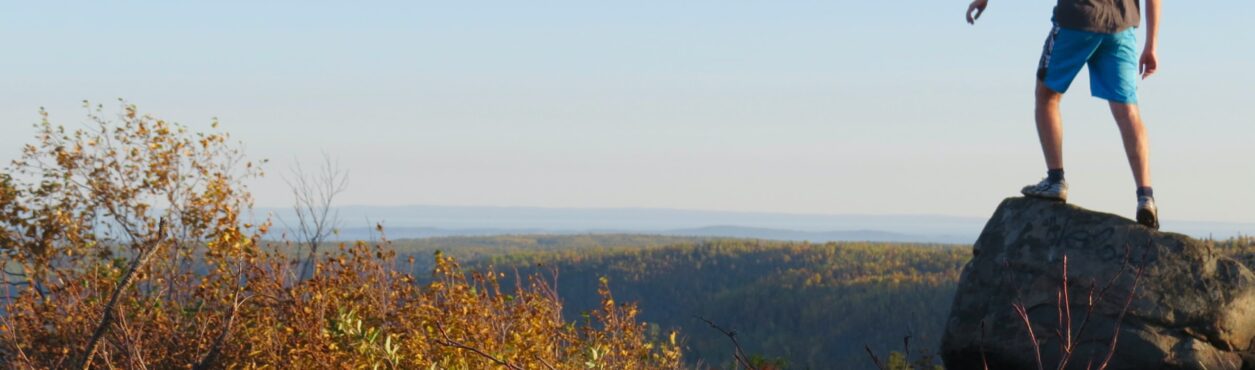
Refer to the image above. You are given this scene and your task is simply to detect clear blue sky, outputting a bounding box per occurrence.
[2,1,1251,223]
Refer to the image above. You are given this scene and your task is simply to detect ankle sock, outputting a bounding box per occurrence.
[1047,169,1065,183]
[1137,186,1154,199]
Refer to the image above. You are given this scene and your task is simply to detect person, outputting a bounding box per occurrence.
[965,0,1162,229]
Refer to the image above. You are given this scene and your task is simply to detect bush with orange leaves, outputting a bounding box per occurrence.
[0,101,683,369]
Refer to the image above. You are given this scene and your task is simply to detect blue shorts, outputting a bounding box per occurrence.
[1037,24,1140,104]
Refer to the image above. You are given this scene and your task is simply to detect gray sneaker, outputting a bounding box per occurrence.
[1021,178,1068,202]
[1137,196,1159,230]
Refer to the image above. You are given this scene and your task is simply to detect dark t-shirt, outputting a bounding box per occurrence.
[1054,0,1141,34]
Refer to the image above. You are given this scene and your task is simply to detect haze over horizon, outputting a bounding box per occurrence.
[258,203,1255,243]
[4,1,1252,224]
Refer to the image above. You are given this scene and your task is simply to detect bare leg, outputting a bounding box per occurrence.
[1109,102,1152,188]
[1035,81,1065,171]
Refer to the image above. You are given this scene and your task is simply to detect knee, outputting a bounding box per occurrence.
[1110,103,1142,124]
[1035,83,1062,106]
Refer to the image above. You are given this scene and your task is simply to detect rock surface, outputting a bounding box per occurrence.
[941,197,1255,370]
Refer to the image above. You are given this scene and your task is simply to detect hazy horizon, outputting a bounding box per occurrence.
[257,203,1255,243]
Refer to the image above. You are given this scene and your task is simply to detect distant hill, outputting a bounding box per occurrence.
[259,204,985,243]
[659,225,968,243]
[256,204,1254,244]
[322,225,972,244]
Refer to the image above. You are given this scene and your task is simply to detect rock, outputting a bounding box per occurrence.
[940,197,1255,370]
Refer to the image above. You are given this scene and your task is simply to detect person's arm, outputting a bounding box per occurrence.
[967,0,989,25]
[1140,0,1160,79]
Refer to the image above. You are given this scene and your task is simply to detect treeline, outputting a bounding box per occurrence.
[1212,235,1255,267]
[380,234,709,273]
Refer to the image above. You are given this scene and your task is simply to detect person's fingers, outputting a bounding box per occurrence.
[1141,62,1155,79]
[967,3,986,24]
[1140,56,1157,79]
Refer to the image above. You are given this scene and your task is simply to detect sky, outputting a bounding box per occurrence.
[2,1,1252,224]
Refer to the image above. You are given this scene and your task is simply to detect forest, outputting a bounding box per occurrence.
[387,233,1255,369]
[386,236,967,369]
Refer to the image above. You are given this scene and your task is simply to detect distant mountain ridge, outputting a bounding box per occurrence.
[324,225,972,244]
[649,225,967,243]
[255,204,1255,244]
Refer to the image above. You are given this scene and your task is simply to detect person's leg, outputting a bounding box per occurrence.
[1022,80,1069,201]
[1109,101,1158,228]
[1090,29,1157,228]
[1022,25,1095,201]
[1108,102,1152,188]
[1035,81,1064,172]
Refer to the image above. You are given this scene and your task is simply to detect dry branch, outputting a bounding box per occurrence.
[432,321,524,370]
[694,315,758,370]
[78,219,167,370]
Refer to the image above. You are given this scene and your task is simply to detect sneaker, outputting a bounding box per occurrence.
[1137,196,1159,230]
[1021,178,1068,202]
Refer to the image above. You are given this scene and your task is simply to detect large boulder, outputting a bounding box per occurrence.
[941,197,1255,370]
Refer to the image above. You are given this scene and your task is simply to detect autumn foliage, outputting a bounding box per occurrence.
[0,102,682,369]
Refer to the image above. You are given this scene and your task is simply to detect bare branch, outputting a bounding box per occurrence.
[1012,302,1045,370]
[193,290,250,370]
[1097,245,1148,370]
[979,320,990,370]
[865,345,886,370]
[281,152,348,280]
[79,218,168,370]
[1011,238,1143,370]
[694,315,758,370]
[432,321,523,370]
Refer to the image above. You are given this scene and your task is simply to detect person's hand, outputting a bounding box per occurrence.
[967,0,989,24]
[1140,48,1158,79]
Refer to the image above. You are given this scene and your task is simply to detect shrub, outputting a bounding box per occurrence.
[0,102,682,369]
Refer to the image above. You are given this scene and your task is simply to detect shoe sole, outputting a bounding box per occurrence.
[1137,208,1159,230]
[1021,192,1067,203]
